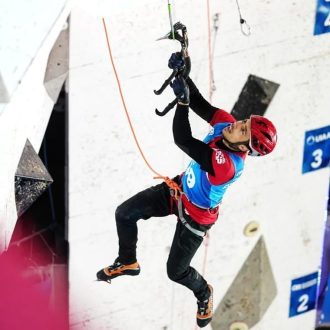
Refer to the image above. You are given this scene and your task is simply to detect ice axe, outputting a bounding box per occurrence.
[154,22,191,116]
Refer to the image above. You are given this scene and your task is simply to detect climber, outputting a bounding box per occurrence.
[96,52,277,328]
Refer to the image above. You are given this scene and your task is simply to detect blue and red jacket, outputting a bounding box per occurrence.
[173,78,246,225]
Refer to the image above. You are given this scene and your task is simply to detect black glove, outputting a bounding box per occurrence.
[171,76,190,105]
[168,52,185,72]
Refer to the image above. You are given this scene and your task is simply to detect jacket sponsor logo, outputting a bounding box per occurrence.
[215,150,225,164]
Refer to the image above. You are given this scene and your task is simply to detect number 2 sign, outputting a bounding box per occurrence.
[302,125,330,174]
[289,272,318,317]
[314,0,330,35]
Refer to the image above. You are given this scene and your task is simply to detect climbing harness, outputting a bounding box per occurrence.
[170,189,207,237]
[178,198,206,237]
[154,22,191,116]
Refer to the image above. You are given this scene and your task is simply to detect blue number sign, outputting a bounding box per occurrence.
[289,272,319,317]
[302,125,330,174]
[314,0,330,35]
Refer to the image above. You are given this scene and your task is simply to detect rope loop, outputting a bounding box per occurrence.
[154,176,182,200]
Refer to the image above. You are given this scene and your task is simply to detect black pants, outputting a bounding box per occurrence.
[115,178,211,301]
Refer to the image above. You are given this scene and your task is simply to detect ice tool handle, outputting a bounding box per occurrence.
[154,22,191,116]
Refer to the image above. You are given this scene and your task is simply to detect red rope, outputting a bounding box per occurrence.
[207,0,213,102]
[202,0,213,292]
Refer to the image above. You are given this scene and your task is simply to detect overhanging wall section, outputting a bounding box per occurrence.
[0,0,71,251]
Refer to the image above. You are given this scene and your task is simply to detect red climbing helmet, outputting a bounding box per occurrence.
[249,115,277,156]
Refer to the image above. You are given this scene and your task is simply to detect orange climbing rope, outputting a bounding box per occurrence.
[102,18,182,199]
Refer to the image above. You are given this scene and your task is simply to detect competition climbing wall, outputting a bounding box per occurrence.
[68,1,330,329]
[0,0,71,251]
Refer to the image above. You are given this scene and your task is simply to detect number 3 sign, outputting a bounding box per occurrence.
[302,125,330,174]
[289,272,318,317]
[314,0,330,35]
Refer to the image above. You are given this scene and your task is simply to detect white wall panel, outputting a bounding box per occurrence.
[69,1,330,329]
